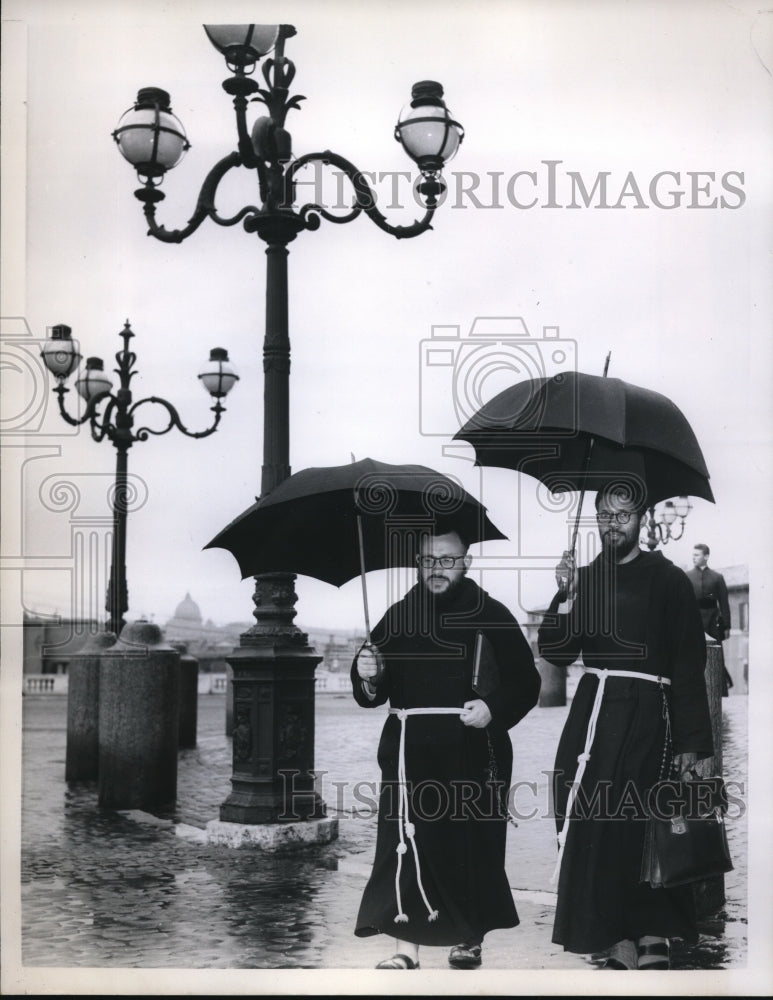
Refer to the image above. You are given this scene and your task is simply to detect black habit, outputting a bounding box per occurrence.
[351,576,540,946]
[538,549,713,955]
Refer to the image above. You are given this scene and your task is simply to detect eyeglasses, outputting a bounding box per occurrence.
[416,554,467,569]
[596,510,635,524]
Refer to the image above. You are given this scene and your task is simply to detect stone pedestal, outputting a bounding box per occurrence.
[206,816,338,850]
[98,620,180,811]
[220,641,325,824]
[65,630,117,782]
[172,643,199,749]
[537,656,566,707]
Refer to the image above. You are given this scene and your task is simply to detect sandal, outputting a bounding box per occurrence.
[449,943,482,969]
[636,938,670,970]
[599,958,629,969]
[597,939,637,970]
[375,953,420,969]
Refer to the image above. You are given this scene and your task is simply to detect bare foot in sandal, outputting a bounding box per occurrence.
[375,953,420,969]
[636,935,670,969]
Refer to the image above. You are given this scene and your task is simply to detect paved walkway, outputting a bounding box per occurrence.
[15,690,748,982]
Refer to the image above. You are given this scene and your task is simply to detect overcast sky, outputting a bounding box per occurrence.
[3,0,772,639]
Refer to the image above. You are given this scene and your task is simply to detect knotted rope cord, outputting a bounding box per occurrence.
[551,668,672,885]
[389,706,465,923]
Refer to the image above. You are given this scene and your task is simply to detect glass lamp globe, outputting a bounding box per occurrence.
[673,496,692,519]
[40,325,81,380]
[661,501,678,525]
[395,81,464,173]
[113,88,189,181]
[199,348,239,398]
[203,24,280,71]
[75,357,113,402]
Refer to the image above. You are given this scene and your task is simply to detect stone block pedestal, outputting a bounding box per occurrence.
[206,816,338,850]
[98,620,180,811]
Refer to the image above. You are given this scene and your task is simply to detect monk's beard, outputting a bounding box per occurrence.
[419,573,467,608]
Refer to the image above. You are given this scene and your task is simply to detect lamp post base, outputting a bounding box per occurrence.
[206,816,338,850]
[219,637,326,825]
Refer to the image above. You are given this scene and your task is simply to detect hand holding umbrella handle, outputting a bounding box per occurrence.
[556,550,577,602]
[356,643,386,685]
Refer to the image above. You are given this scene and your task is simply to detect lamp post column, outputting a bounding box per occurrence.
[107,438,130,637]
[262,241,291,495]
[219,232,324,826]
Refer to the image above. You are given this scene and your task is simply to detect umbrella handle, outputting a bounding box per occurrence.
[558,436,594,599]
[569,480,587,555]
[559,354,609,597]
[356,512,372,644]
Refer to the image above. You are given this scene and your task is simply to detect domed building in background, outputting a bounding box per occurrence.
[163,593,242,672]
[165,592,205,641]
[162,593,365,680]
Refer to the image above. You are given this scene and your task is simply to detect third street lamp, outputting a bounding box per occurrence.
[642,496,693,551]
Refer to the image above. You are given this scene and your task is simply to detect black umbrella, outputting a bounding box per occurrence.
[454,368,714,595]
[454,369,714,507]
[205,457,506,638]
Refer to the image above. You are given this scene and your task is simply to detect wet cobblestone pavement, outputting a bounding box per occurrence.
[18,691,748,976]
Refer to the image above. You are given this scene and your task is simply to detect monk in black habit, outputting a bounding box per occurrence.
[351,529,540,970]
[539,483,714,970]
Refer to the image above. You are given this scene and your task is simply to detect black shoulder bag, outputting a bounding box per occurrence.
[640,685,733,889]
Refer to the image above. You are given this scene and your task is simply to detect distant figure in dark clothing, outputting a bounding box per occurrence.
[538,484,713,970]
[686,543,733,695]
[351,529,540,971]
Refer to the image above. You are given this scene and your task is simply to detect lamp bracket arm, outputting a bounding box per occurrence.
[230,97,271,204]
[141,152,243,243]
[89,396,118,443]
[232,94,259,172]
[288,151,435,239]
[299,202,362,227]
[210,204,264,229]
[54,385,111,428]
[130,395,224,441]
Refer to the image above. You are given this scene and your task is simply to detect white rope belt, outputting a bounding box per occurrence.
[551,668,671,885]
[387,706,465,924]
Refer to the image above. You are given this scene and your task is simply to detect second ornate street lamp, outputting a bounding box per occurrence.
[40,321,239,636]
[113,24,464,829]
[642,495,693,551]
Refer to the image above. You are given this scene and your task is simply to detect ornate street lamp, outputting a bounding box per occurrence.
[113,24,463,827]
[642,496,693,551]
[112,26,462,244]
[41,321,238,636]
